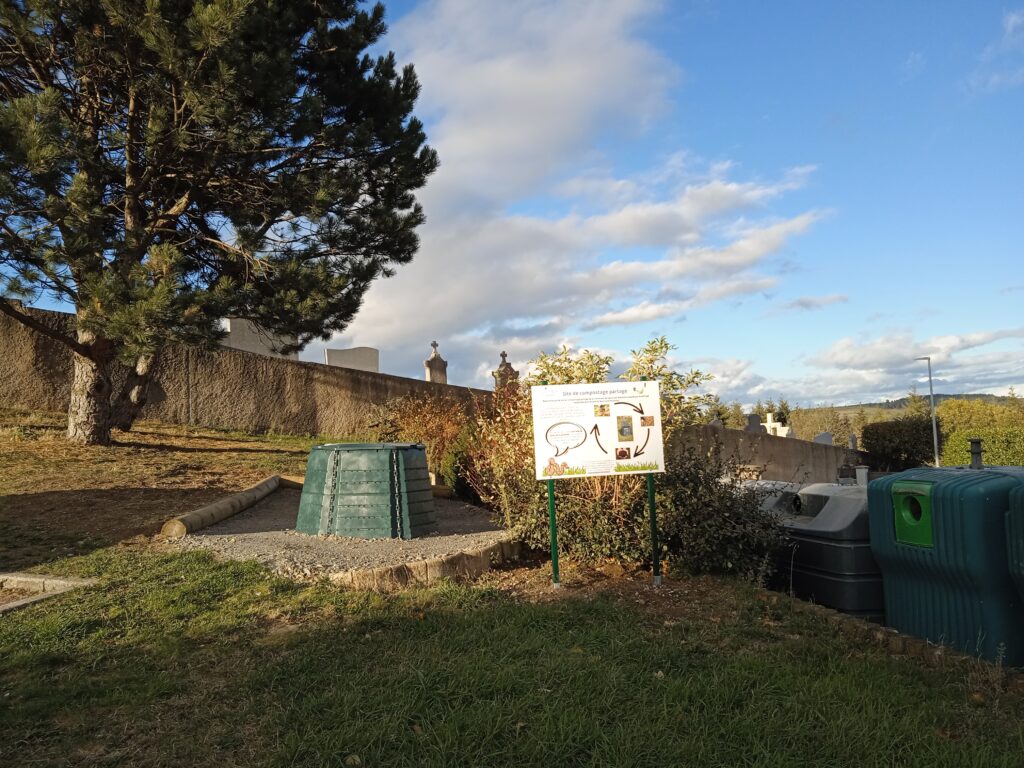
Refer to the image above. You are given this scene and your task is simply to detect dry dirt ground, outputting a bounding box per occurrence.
[0,408,312,570]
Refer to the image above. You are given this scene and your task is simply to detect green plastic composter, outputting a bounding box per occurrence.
[1007,487,1024,604]
[868,468,1024,665]
[295,443,436,539]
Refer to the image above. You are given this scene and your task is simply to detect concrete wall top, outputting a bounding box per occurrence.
[221,318,298,360]
[673,423,868,485]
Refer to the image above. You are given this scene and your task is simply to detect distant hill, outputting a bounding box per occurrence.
[830,393,1011,412]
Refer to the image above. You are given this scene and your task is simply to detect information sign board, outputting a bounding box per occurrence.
[531,381,665,480]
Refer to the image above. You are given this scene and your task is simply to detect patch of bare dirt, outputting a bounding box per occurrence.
[0,588,33,607]
[478,555,755,624]
[0,409,315,569]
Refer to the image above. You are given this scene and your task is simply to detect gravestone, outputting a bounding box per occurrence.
[424,341,448,384]
[491,351,519,391]
[708,418,725,429]
[745,413,767,433]
[813,432,833,445]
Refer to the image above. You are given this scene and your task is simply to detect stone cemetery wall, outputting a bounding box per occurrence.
[3,307,866,479]
[0,307,488,437]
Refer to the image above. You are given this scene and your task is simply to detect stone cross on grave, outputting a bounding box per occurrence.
[424,340,448,384]
[491,350,519,391]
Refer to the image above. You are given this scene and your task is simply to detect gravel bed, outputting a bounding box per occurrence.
[173,489,510,579]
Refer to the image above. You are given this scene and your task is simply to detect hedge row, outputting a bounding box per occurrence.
[941,429,1024,467]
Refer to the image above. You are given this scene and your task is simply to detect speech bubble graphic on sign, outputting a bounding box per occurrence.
[545,422,587,457]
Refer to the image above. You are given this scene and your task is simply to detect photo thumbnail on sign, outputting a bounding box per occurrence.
[617,416,633,442]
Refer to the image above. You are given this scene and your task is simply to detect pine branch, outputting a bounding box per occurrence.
[0,298,89,356]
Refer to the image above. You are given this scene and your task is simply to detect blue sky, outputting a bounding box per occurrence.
[29,1,1021,405]
[326,0,1024,404]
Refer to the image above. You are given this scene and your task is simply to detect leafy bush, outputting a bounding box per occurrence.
[658,442,785,580]
[861,416,935,471]
[937,398,1024,436]
[789,406,853,443]
[366,391,479,489]
[941,429,1024,467]
[465,337,781,574]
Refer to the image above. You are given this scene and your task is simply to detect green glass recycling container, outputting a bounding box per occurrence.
[1007,487,1024,605]
[868,467,1024,665]
[295,443,436,539]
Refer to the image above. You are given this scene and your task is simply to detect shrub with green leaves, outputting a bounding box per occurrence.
[658,442,785,580]
[941,429,1024,467]
[365,391,480,492]
[861,416,935,471]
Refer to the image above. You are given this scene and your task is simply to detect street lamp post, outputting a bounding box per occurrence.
[915,356,940,467]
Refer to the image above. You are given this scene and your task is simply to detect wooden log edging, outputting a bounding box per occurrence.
[160,475,281,538]
[326,538,523,592]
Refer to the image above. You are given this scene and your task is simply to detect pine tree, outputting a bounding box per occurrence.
[725,402,746,429]
[775,396,792,425]
[0,0,437,443]
[906,386,931,418]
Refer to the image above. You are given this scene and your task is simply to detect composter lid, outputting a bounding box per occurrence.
[312,442,424,452]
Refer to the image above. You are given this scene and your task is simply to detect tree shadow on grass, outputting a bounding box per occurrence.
[2,556,1021,768]
[0,486,233,571]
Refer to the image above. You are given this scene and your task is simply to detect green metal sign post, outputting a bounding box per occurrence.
[647,473,661,587]
[547,478,560,588]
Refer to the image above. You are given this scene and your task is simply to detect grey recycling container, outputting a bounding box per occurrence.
[776,483,883,621]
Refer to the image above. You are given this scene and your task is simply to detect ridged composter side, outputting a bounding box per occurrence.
[868,468,1024,665]
[1007,486,1024,604]
[295,443,436,540]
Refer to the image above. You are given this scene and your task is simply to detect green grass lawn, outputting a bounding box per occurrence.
[3,410,1024,766]
[2,548,1023,768]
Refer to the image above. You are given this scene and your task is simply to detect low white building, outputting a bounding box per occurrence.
[324,346,380,373]
[221,318,298,359]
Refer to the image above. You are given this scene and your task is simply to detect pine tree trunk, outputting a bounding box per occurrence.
[66,332,114,445]
[110,353,159,431]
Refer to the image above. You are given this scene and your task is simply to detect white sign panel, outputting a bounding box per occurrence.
[531,381,665,480]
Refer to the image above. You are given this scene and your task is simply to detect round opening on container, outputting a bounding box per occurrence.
[904,496,923,523]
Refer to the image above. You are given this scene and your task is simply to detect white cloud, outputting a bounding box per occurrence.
[965,9,1024,93]
[811,328,1024,371]
[391,0,674,211]
[327,0,820,386]
[900,51,926,84]
[669,327,1024,408]
[779,293,848,311]
[585,300,687,329]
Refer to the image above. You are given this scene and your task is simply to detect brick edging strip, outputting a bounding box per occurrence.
[326,538,522,591]
[0,572,97,616]
[781,595,1024,693]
